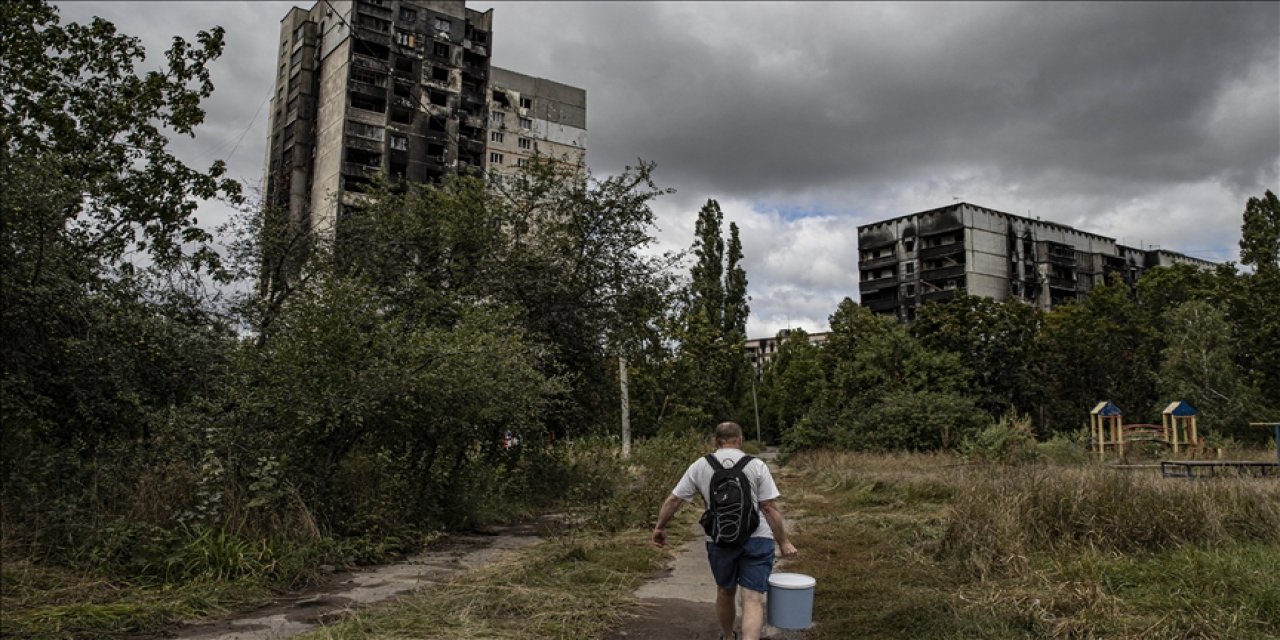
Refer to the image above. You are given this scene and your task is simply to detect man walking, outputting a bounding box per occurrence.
[651,422,799,640]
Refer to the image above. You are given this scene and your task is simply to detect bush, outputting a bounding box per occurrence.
[1036,431,1089,464]
[961,413,1039,464]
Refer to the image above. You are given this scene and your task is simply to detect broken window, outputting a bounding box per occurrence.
[520,96,532,109]
[351,67,386,86]
[357,14,389,33]
[490,131,504,143]
[490,112,505,125]
[904,239,915,252]
[489,152,503,164]
[906,262,915,275]
[434,18,451,33]
[389,107,413,124]
[399,7,416,23]
[428,90,448,107]
[348,121,384,141]
[433,42,450,58]
[350,93,386,113]
[518,137,532,150]
[431,66,450,83]
[346,146,381,167]
[427,142,446,157]
[393,81,411,98]
[389,159,407,180]
[389,134,408,151]
[353,38,389,60]
[427,117,446,132]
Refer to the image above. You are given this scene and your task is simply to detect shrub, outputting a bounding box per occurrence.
[960,413,1039,464]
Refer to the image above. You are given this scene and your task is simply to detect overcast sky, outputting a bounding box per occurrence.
[54,1,1279,338]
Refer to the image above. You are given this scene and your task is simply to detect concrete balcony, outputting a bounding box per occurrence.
[863,297,899,313]
[921,264,966,281]
[859,276,899,293]
[919,242,965,260]
[922,288,961,303]
[861,254,899,270]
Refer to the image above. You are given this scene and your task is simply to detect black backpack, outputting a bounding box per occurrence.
[699,454,760,547]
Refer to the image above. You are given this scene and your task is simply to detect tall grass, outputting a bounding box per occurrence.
[942,466,1280,577]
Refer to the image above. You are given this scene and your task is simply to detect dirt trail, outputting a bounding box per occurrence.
[167,523,544,640]
[609,451,812,640]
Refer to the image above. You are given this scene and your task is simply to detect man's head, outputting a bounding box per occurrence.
[713,421,744,448]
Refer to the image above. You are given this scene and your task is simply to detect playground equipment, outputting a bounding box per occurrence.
[1159,420,1279,479]
[1092,400,1205,461]
[1090,401,1124,458]
[1161,401,1199,455]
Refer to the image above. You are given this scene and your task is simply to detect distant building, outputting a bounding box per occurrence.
[745,330,829,378]
[857,203,1215,321]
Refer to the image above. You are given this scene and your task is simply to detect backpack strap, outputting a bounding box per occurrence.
[705,454,722,472]
[731,455,754,471]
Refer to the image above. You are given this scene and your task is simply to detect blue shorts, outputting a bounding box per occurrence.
[706,537,775,593]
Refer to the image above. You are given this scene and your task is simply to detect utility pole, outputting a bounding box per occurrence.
[751,371,761,444]
[620,355,631,459]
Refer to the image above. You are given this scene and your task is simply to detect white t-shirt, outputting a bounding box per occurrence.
[672,448,781,540]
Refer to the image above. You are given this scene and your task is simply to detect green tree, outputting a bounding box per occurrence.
[789,299,983,451]
[1157,300,1265,442]
[1,0,241,542]
[757,328,825,443]
[911,295,1042,419]
[1036,275,1160,432]
[658,199,752,426]
[1239,190,1280,277]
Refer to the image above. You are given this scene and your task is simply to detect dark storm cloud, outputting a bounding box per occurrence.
[480,2,1277,204]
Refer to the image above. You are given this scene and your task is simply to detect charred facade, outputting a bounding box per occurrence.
[857,203,1216,321]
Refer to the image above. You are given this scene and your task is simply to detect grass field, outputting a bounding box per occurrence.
[782,451,1280,639]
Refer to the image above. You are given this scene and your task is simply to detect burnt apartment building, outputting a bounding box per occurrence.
[261,0,585,292]
[857,203,1215,321]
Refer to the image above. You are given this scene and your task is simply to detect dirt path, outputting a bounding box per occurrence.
[608,451,812,640]
[167,523,545,640]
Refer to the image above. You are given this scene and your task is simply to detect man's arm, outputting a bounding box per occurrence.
[651,493,684,547]
[759,499,798,558]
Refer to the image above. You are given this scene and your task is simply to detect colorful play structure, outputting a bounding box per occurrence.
[1090,399,1280,478]
[1091,400,1203,458]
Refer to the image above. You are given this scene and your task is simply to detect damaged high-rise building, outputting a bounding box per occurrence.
[857,203,1215,321]
[261,0,586,291]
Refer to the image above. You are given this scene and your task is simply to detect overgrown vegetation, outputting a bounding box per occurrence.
[786,450,1280,639]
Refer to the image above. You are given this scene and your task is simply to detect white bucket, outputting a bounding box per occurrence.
[766,572,815,630]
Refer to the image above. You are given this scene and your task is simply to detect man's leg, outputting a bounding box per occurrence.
[716,585,737,638]
[739,588,766,640]
[736,538,777,640]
